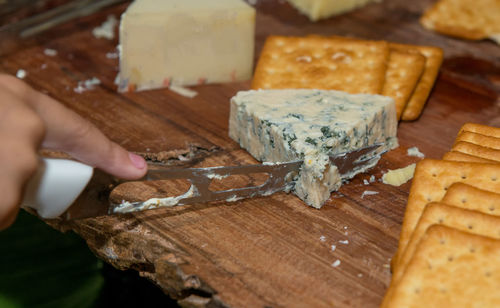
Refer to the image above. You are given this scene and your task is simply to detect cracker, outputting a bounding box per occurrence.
[393,159,500,266]
[452,141,500,162]
[251,35,389,94]
[420,0,500,44]
[443,151,497,163]
[455,131,500,150]
[389,43,443,121]
[443,182,500,210]
[459,123,500,138]
[382,50,426,120]
[383,225,500,308]
[393,202,500,282]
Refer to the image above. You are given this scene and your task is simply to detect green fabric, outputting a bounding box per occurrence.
[0,211,103,308]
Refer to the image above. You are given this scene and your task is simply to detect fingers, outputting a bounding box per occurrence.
[0,83,45,229]
[34,100,147,179]
[1,75,147,180]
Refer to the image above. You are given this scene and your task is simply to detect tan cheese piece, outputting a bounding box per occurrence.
[382,163,416,186]
[286,0,377,21]
[118,0,255,92]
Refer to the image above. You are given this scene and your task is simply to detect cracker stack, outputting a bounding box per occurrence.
[420,0,500,45]
[382,123,500,307]
[252,35,443,121]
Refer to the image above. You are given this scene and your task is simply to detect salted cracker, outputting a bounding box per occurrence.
[382,50,426,120]
[251,35,389,94]
[383,225,500,307]
[452,141,500,162]
[393,159,500,266]
[442,182,500,211]
[393,202,500,282]
[420,0,500,44]
[390,43,443,121]
[459,123,500,138]
[443,151,497,163]
[455,131,500,150]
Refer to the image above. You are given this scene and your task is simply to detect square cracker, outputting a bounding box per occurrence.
[393,159,500,267]
[459,123,500,138]
[420,0,500,44]
[452,141,500,162]
[382,50,426,120]
[442,182,500,211]
[383,225,500,308]
[443,151,497,163]
[455,131,500,150]
[389,43,443,121]
[393,203,500,282]
[251,35,389,94]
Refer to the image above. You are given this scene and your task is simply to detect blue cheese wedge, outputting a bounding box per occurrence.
[229,89,398,208]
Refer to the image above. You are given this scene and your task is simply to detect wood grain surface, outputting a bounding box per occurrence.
[1,0,500,307]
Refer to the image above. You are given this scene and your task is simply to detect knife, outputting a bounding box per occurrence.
[23,143,384,220]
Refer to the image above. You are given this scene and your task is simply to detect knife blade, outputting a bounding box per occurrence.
[24,143,384,220]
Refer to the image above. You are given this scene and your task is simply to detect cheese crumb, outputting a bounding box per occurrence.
[369,175,376,183]
[339,239,349,245]
[43,48,57,56]
[357,273,363,278]
[407,146,425,158]
[361,190,379,198]
[16,69,26,79]
[169,84,198,98]
[320,235,326,242]
[92,15,118,40]
[331,244,336,252]
[363,179,369,185]
[74,77,101,94]
[332,259,341,267]
[106,51,119,59]
[382,163,416,186]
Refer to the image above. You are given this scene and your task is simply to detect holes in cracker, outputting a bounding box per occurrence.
[440,239,446,245]
[414,288,420,294]
[489,206,495,212]
[438,218,444,223]
[461,198,467,204]
[470,247,476,253]
[492,176,498,181]
[485,271,492,277]
[432,173,437,177]
[461,174,467,179]
[447,256,454,262]
[296,55,312,63]
[426,196,432,202]
[440,288,447,294]
[467,224,474,230]
[444,185,449,191]
[331,52,352,64]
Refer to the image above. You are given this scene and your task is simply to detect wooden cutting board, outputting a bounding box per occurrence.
[1,0,499,307]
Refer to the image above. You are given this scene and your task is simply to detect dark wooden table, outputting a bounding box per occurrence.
[1,1,499,307]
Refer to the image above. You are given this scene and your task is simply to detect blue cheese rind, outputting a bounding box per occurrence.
[229,89,398,208]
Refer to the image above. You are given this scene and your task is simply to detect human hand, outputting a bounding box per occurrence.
[0,74,147,229]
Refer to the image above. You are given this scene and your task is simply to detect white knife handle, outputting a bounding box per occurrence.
[22,158,94,218]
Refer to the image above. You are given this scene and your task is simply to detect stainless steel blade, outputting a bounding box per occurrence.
[63,143,386,219]
[329,143,384,176]
[110,160,303,214]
